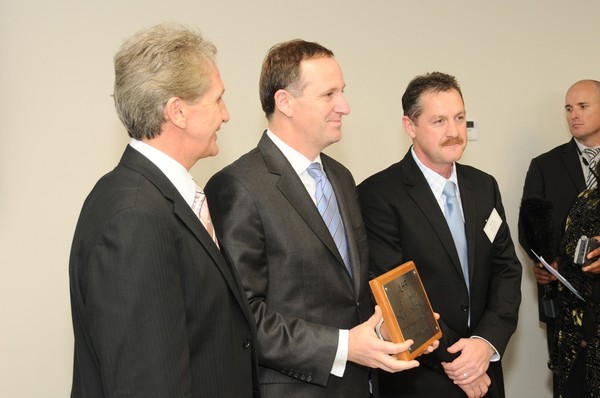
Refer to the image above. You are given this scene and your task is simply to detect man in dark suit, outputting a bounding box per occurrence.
[358,72,522,398]
[69,24,259,398]
[205,40,430,398]
[519,79,600,398]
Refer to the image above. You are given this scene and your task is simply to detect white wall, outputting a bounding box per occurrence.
[1,1,598,396]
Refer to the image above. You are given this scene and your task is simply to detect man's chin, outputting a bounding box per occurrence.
[444,145,466,161]
[202,145,219,159]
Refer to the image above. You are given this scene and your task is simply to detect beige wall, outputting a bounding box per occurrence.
[1,1,598,396]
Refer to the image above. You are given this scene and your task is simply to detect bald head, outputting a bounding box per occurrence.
[565,79,600,147]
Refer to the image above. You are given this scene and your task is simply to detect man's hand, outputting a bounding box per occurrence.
[456,373,491,398]
[348,306,420,373]
[533,260,557,284]
[441,338,493,385]
[377,312,440,355]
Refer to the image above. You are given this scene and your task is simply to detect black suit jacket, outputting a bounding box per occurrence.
[518,138,586,323]
[205,132,375,398]
[358,149,522,398]
[69,146,259,398]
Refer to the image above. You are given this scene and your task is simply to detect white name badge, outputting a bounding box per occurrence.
[483,208,502,243]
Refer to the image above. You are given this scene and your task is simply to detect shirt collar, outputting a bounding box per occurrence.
[574,138,600,153]
[410,146,458,200]
[266,129,323,174]
[128,138,197,207]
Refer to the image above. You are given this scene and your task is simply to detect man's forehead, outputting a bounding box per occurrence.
[297,57,343,90]
[419,90,465,113]
[567,82,600,100]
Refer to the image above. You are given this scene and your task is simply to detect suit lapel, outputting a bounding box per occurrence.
[119,146,252,314]
[563,138,587,193]
[323,157,361,288]
[402,152,466,280]
[258,134,352,280]
[456,166,477,287]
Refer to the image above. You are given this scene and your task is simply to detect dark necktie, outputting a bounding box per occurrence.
[583,148,600,188]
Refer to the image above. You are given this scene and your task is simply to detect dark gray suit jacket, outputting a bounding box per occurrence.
[518,138,586,323]
[358,149,522,398]
[69,146,259,398]
[205,132,374,398]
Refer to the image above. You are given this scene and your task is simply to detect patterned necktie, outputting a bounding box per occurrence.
[442,180,469,291]
[192,188,219,247]
[583,148,600,188]
[306,163,352,276]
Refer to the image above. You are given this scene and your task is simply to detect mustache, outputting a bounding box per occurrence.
[441,137,465,146]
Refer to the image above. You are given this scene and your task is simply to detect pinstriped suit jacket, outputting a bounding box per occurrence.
[69,146,259,398]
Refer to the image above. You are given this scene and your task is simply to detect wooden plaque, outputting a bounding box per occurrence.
[369,261,442,360]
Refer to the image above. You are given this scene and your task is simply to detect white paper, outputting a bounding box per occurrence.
[484,208,502,243]
[531,250,585,302]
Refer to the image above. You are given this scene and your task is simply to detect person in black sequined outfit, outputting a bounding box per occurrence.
[552,169,600,397]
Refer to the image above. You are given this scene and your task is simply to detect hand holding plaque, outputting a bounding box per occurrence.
[369,261,442,360]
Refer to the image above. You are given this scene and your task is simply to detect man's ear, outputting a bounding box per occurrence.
[164,97,186,129]
[274,89,294,118]
[402,115,417,139]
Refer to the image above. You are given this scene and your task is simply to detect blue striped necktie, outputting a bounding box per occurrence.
[307,163,351,276]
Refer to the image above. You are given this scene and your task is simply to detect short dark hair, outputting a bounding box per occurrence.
[402,72,463,122]
[259,39,334,118]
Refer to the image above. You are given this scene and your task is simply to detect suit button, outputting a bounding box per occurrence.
[461,305,469,312]
[242,338,251,349]
[306,375,312,382]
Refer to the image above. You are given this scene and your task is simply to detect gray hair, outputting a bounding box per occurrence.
[113,23,217,139]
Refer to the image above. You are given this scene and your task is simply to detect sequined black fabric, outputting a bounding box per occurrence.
[551,187,600,397]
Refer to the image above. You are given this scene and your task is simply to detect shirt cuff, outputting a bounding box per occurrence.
[470,336,500,362]
[330,329,349,376]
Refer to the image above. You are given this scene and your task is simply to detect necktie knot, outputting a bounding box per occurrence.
[583,148,600,188]
[584,148,600,161]
[192,190,206,211]
[443,180,458,199]
[192,187,218,247]
[307,162,325,181]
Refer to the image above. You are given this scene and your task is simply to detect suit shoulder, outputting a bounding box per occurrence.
[206,148,266,196]
[532,141,573,162]
[81,166,170,222]
[212,148,263,177]
[456,162,491,177]
[456,163,497,185]
[358,161,402,189]
[321,153,352,175]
